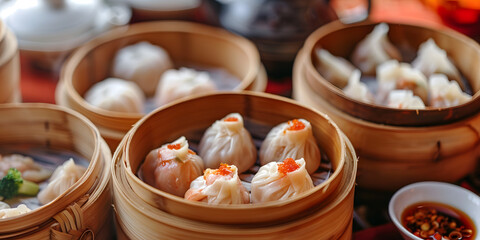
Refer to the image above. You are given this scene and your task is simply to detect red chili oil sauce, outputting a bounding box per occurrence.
[401,201,476,240]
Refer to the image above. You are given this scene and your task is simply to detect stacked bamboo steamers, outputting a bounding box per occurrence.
[0,104,112,239]
[0,20,21,103]
[293,20,480,192]
[56,21,267,151]
[112,92,358,240]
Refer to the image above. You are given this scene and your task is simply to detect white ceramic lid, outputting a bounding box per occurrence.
[1,0,131,52]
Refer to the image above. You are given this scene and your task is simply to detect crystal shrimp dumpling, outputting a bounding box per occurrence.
[184,164,250,204]
[259,119,321,174]
[198,113,257,174]
[251,158,314,203]
[140,136,204,197]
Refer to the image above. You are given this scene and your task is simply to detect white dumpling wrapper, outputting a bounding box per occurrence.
[141,136,204,197]
[0,204,31,219]
[0,154,52,183]
[184,164,250,204]
[387,89,426,109]
[412,38,463,90]
[84,78,146,113]
[37,159,86,205]
[352,23,402,74]
[251,158,314,203]
[316,48,356,88]
[376,60,428,105]
[155,67,217,106]
[428,74,471,108]
[343,69,374,103]
[259,119,321,174]
[112,41,173,96]
[198,113,256,173]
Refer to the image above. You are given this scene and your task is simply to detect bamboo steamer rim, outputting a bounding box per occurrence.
[301,19,480,127]
[296,47,480,132]
[122,91,346,214]
[293,48,480,191]
[60,20,261,121]
[0,103,104,232]
[111,127,357,238]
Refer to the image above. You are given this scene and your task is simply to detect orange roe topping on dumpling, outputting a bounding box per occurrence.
[287,119,305,131]
[278,158,300,175]
[167,143,182,150]
[223,117,238,122]
[204,164,234,180]
[188,149,196,155]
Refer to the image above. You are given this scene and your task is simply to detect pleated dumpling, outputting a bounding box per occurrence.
[387,89,426,109]
[84,78,145,113]
[376,60,428,105]
[251,158,314,203]
[112,41,173,96]
[315,48,356,88]
[184,164,250,204]
[259,119,320,174]
[412,38,464,90]
[351,23,402,75]
[141,136,204,197]
[428,74,471,108]
[198,113,256,174]
[343,69,374,103]
[154,67,217,106]
[37,158,86,205]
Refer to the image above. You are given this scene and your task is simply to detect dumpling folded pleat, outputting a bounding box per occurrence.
[315,48,356,88]
[412,38,464,91]
[184,164,250,204]
[343,69,374,103]
[37,159,86,205]
[428,74,471,108]
[251,158,314,203]
[198,113,256,174]
[351,23,402,75]
[387,89,426,109]
[259,119,321,174]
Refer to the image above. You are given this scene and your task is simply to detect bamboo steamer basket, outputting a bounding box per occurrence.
[293,46,480,192]
[302,20,480,126]
[56,20,266,151]
[111,92,358,238]
[0,21,21,103]
[0,103,113,239]
[118,91,347,224]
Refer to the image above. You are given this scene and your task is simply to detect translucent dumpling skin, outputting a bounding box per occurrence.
[251,158,314,203]
[184,164,250,204]
[198,113,256,174]
[259,119,321,174]
[37,158,86,205]
[141,136,204,197]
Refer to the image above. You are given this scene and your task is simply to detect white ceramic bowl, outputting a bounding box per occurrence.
[389,181,480,240]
